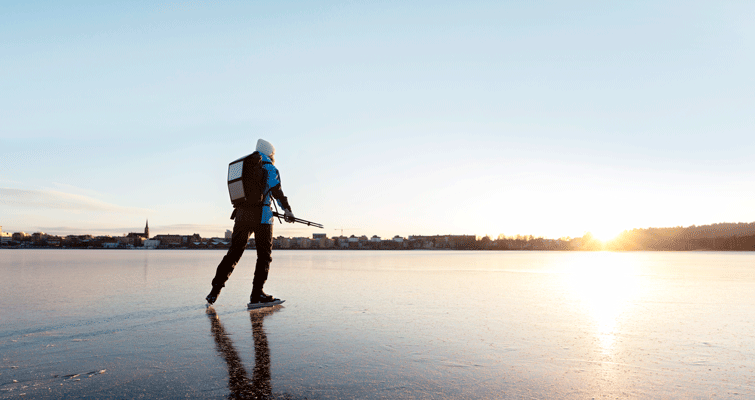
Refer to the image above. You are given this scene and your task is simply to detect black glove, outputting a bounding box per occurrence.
[284,209,295,223]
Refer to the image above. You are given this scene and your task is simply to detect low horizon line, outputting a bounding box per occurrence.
[5,220,755,242]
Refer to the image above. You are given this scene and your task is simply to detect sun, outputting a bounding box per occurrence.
[589,227,622,243]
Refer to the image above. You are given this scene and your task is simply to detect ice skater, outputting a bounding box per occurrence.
[206,139,295,307]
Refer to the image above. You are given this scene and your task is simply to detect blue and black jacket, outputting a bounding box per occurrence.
[258,153,291,224]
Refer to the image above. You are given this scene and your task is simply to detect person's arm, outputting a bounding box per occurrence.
[270,184,292,213]
[266,165,294,222]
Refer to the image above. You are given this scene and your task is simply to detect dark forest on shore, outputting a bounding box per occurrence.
[463,222,755,251]
[602,222,755,251]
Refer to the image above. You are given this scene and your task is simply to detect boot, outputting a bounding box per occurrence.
[250,287,275,304]
[206,285,222,305]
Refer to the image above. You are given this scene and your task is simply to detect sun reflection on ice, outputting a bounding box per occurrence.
[563,252,642,354]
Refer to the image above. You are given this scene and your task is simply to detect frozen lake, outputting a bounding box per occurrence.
[1,250,754,399]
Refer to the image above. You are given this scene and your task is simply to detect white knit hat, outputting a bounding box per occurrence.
[256,139,275,157]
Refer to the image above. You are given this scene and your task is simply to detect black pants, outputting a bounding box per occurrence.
[211,208,274,291]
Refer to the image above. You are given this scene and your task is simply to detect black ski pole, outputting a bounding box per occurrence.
[272,212,324,229]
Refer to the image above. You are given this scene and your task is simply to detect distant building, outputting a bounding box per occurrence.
[126,220,150,245]
[407,234,475,249]
[116,236,135,246]
[274,236,291,249]
[311,233,332,248]
[0,231,11,244]
[183,234,202,244]
[347,235,359,248]
[335,236,349,248]
[318,236,334,249]
[225,230,232,240]
[206,238,229,247]
[292,237,313,249]
[153,234,182,246]
[12,232,29,241]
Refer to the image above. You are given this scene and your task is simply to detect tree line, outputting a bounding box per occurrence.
[604,222,755,251]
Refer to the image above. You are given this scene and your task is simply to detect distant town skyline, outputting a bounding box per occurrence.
[6,221,755,252]
[2,1,754,240]
[5,219,755,248]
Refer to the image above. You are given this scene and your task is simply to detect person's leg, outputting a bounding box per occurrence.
[250,223,274,301]
[207,209,254,303]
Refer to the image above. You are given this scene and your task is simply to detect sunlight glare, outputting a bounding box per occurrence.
[563,253,641,353]
[590,227,622,243]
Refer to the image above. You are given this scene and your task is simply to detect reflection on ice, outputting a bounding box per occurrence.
[562,252,642,353]
[206,305,281,399]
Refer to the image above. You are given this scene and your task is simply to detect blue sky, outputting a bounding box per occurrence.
[2,0,754,240]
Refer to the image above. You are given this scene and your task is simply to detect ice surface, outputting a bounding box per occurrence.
[1,250,754,399]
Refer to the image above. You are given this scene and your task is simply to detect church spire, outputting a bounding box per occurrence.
[145,219,150,239]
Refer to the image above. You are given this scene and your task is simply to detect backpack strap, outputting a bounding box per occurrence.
[260,161,273,205]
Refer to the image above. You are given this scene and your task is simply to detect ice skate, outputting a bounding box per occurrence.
[206,285,222,305]
[248,289,284,309]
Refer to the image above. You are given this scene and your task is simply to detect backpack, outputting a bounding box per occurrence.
[227,151,270,208]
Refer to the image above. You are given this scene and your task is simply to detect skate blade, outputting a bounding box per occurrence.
[247,299,285,309]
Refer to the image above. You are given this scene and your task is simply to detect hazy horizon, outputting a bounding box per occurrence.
[6,219,755,245]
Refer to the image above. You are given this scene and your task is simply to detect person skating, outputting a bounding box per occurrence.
[206,139,294,306]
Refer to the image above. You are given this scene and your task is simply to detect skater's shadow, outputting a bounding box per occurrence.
[206,306,281,399]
